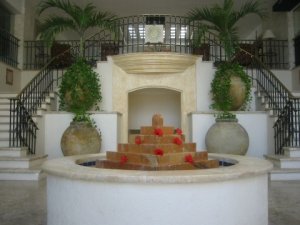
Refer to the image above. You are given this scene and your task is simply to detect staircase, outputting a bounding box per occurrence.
[265,147,300,180]
[256,88,300,180]
[0,93,50,180]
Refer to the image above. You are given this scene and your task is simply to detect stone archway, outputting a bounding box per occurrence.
[128,88,181,134]
[111,52,198,142]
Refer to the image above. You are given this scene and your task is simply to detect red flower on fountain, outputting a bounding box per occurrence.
[185,154,194,164]
[154,148,164,156]
[173,137,182,145]
[120,155,128,164]
[135,136,142,145]
[154,128,163,136]
[175,128,182,135]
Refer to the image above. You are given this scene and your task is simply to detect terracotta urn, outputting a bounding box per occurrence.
[229,76,247,110]
[61,121,101,156]
[205,118,249,155]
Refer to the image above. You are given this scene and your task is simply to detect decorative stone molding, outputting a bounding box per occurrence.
[112,52,199,74]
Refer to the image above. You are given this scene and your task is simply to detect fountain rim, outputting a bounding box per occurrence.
[42,153,273,184]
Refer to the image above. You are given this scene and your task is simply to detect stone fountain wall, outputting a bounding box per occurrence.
[109,52,199,142]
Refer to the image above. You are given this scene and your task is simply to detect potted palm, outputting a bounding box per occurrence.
[191,27,210,61]
[37,0,116,155]
[59,58,102,156]
[188,0,266,155]
[37,0,116,57]
[188,0,265,114]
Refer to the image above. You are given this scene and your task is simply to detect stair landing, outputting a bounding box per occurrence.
[265,147,300,181]
[0,147,47,180]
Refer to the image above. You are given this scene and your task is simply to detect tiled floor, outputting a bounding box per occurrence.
[0,179,300,225]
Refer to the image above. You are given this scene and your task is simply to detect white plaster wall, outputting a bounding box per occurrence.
[47,174,268,225]
[196,60,215,111]
[20,70,38,89]
[272,69,293,91]
[41,112,121,159]
[292,66,300,92]
[128,88,181,130]
[188,112,270,158]
[0,62,21,93]
[97,60,113,111]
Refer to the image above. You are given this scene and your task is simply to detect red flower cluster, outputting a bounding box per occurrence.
[175,128,182,135]
[154,128,163,136]
[135,136,142,145]
[120,155,128,164]
[154,148,164,156]
[185,154,194,164]
[173,137,182,145]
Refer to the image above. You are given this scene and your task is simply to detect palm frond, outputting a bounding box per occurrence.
[37,0,74,16]
[236,0,267,21]
[38,17,75,46]
[187,0,265,59]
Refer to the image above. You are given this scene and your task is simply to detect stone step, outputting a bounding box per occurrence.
[0,130,9,138]
[0,108,9,114]
[0,98,10,104]
[0,102,10,109]
[269,168,300,181]
[118,143,196,153]
[0,115,9,123]
[0,167,45,180]
[0,93,17,98]
[140,126,175,135]
[284,147,300,158]
[0,138,9,147]
[265,155,300,169]
[0,154,47,169]
[128,134,185,144]
[0,123,10,130]
[0,147,27,157]
[106,151,208,166]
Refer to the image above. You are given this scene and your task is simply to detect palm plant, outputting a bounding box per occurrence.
[37,0,116,57]
[188,0,266,60]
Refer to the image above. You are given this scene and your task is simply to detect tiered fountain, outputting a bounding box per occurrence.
[43,114,273,225]
[96,114,219,170]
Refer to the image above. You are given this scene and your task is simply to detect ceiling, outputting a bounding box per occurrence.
[42,0,276,38]
[69,0,275,16]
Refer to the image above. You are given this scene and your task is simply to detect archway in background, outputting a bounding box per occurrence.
[128,88,181,134]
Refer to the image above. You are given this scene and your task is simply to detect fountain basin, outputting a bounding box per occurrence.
[43,153,272,225]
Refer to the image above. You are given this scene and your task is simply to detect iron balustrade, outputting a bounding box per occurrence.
[9,56,68,154]
[8,14,299,155]
[245,55,299,154]
[9,99,38,154]
[23,16,289,70]
[0,28,19,68]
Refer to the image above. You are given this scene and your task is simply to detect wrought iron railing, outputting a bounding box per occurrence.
[245,55,300,154]
[23,16,289,70]
[9,14,298,154]
[8,61,65,153]
[0,28,19,68]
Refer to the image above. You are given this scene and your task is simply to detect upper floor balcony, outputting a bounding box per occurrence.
[1,15,293,70]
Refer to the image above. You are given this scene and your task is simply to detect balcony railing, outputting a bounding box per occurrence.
[0,28,19,68]
[23,14,289,70]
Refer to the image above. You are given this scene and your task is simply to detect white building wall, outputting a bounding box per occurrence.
[128,88,181,130]
[0,62,21,93]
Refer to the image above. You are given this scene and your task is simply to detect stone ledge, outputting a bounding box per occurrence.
[112,52,199,74]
